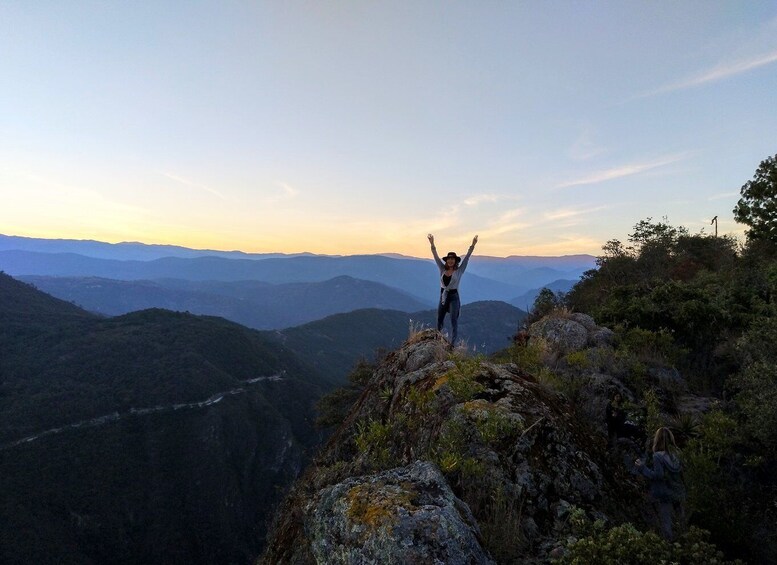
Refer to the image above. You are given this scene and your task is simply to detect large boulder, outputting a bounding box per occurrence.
[309,461,494,565]
[588,326,615,347]
[528,317,588,353]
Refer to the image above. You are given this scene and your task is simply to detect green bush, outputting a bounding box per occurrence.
[354,419,395,468]
[432,418,483,479]
[472,408,523,446]
[445,356,486,401]
[615,326,685,366]
[565,350,591,370]
[559,522,740,565]
[732,361,777,455]
[501,339,549,373]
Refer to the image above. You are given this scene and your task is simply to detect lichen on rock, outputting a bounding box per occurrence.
[309,461,495,565]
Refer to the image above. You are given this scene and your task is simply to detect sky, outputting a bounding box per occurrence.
[1,1,776,258]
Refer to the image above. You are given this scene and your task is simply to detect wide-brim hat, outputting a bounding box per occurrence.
[444,252,461,264]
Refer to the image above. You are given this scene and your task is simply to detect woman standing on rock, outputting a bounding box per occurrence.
[635,427,686,541]
[427,233,478,346]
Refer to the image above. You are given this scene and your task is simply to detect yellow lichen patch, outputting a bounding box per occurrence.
[345,481,416,530]
[461,399,498,417]
[432,373,450,391]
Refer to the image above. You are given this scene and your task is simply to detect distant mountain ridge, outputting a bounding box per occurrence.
[20,274,431,329]
[0,236,595,304]
[0,233,316,261]
[1,234,595,267]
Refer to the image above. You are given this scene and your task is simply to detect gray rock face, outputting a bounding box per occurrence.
[397,329,448,373]
[588,326,614,347]
[569,312,597,331]
[529,317,588,353]
[529,313,617,352]
[309,461,494,565]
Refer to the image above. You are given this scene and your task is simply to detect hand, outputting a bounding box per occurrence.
[428,234,435,244]
[634,458,643,467]
[472,235,478,245]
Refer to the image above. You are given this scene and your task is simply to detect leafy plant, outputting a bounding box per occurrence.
[445,356,486,401]
[354,419,395,468]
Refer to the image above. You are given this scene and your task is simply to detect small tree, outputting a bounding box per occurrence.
[733,153,777,243]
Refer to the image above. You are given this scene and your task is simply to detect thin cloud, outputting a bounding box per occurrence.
[555,153,689,189]
[496,207,525,223]
[544,205,609,221]
[569,129,607,162]
[708,191,739,201]
[277,182,300,198]
[8,167,149,214]
[436,193,512,228]
[262,181,301,203]
[478,207,533,239]
[162,173,226,200]
[640,49,777,98]
[463,193,499,207]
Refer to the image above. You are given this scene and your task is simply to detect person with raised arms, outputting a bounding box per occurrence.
[427,233,478,347]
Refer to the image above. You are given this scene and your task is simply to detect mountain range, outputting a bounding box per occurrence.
[18,275,431,329]
[0,232,592,346]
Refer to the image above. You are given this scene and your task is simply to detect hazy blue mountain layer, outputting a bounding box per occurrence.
[509,278,579,310]
[19,274,431,329]
[0,235,594,303]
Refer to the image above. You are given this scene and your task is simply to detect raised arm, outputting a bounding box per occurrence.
[428,233,444,269]
[459,235,478,272]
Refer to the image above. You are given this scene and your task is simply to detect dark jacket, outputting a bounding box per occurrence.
[638,451,685,503]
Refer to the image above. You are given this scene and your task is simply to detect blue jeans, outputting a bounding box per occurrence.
[437,290,460,344]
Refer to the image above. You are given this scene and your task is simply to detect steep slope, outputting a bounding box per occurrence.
[19,275,431,329]
[0,274,330,564]
[0,270,94,325]
[261,310,748,564]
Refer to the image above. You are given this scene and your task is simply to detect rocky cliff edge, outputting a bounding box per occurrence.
[259,328,642,564]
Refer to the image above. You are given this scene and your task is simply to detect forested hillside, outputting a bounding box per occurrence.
[560,214,777,560]
[553,155,777,561]
[0,273,329,564]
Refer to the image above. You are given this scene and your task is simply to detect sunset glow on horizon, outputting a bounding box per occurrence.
[2,2,775,258]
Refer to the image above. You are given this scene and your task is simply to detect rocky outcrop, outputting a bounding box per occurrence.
[528,313,614,353]
[528,317,588,353]
[260,330,641,564]
[309,461,494,565]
